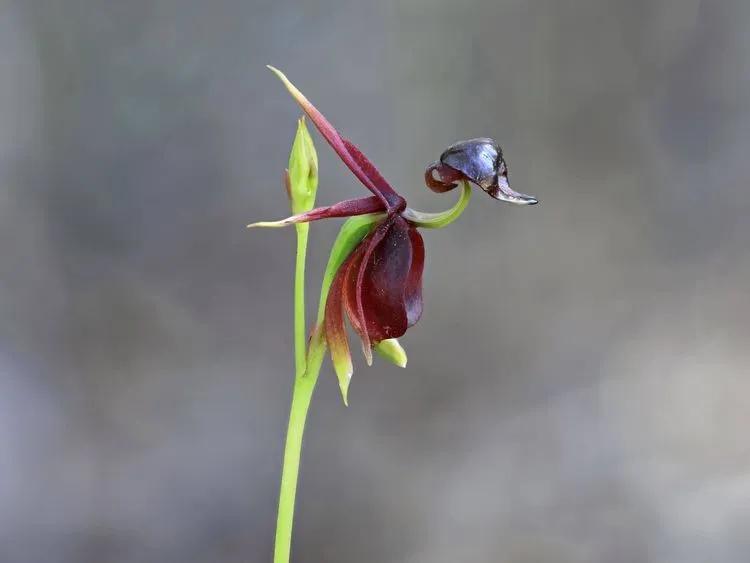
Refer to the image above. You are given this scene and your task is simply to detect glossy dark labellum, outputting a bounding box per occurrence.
[425,138,538,205]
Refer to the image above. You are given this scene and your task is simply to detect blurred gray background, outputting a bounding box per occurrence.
[2,0,749,562]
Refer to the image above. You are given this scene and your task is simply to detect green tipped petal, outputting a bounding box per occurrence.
[330,327,353,406]
[374,338,408,368]
[401,180,472,229]
[288,117,318,213]
[333,355,353,407]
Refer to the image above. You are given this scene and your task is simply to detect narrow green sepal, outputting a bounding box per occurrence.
[374,338,408,368]
[288,117,318,214]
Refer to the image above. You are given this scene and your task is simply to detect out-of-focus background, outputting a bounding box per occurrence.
[2,0,749,562]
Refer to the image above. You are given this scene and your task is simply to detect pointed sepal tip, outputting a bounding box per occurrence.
[374,338,408,368]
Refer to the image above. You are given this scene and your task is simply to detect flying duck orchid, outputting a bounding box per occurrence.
[256,67,538,563]
[250,67,537,403]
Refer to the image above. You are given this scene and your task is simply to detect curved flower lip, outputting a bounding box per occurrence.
[425,138,538,205]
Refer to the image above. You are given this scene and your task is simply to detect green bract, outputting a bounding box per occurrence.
[374,338,408,368]
[287,117,318,214]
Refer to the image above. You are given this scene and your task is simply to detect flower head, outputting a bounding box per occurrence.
[251,68,537,402]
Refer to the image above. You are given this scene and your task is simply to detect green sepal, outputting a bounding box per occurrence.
[374,338,408,368]
[287,117,318,214]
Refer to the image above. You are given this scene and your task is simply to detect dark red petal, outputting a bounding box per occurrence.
[248,196,385,228]
[358,216,415,343]
[302,195,385,221]
[404,226,424,327]
[343,139,405,210]
[331,216,425,367]
[351,219,393,363]
[270,68,400,208]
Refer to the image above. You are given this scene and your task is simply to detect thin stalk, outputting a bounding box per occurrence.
[274,223,322,563]
[293,223,309,375]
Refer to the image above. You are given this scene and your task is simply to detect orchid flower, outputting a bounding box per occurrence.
[255,67,538,563]
[251,67,538,402]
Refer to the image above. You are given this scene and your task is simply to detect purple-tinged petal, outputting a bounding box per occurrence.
[247,196,385,228]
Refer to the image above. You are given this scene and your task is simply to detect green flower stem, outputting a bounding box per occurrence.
[273,361,319,563]
[274,115,320,563]
[293,224,309,375]
[274,221,321,563]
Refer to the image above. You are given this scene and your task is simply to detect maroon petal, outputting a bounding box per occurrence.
[350,219,393,364]
[269,67,403,209]
[328,216,426,369]
[358,216,416,343]
[247,195,385,228]
[343,139,405,210]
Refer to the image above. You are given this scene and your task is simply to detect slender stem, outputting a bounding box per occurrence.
[274,222,320,563]
[273,362,320,563]
[293,224,309,376]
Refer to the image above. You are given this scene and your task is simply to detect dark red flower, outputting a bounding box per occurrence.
[256,67,536,383]
[325,213,424,372]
